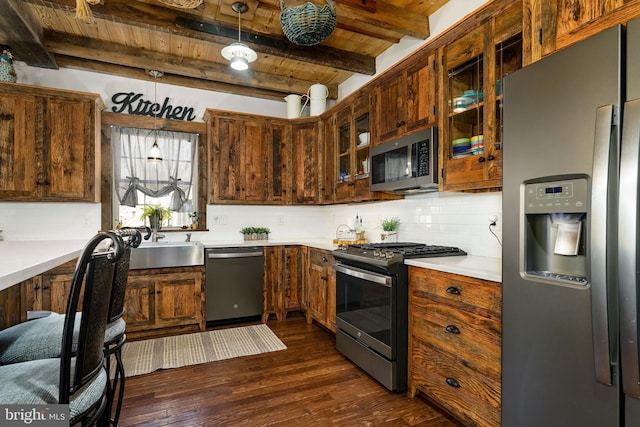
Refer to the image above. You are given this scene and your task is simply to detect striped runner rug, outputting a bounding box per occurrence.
[120,324,287,377]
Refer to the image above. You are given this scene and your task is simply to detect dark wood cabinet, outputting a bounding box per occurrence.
[123,267,205,340]
[304,248,336,332]
[289,119,321,204]
[408,266,501,427]
[262,245,304,321]
[523,0,640,66]
[0,83,102,202]
[207,111,288,204]
[439,3,522,192]
[327,95,399,203]
[374,52,438,144]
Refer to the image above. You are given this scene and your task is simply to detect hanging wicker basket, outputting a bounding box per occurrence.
[280,0,337,46]
[158,0,203,9]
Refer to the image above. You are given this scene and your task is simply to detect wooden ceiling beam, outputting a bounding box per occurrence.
[56,55,291,101]
[0,0,57,68]
[25,0,376,75]
[45,32,339,99]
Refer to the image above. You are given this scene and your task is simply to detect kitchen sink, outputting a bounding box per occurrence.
[129,241,204,270]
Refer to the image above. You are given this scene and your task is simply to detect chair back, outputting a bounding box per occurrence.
[107,229,142,323]
[59,232,125,403]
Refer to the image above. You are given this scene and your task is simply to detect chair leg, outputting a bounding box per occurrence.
[103,337,126,427]
[112,347,126,426]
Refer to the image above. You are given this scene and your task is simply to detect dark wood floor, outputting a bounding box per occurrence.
[117,313,465,426]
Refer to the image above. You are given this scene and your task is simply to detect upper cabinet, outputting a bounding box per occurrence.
[523,0,640,66]
[289,119,322,204]
[326,94,400,203]
[206,110,288,204]
[374,52,438,144]
[440,3,522,192]
[0,83,103,202]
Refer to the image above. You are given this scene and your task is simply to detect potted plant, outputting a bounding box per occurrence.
[381,217,400,242]
[141,205,172,230]
[240,226,270,241]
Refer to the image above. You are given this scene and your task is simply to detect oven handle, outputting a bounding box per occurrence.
[335,263,392,287]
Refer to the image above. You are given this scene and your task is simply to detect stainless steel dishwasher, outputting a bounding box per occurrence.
[205,246,264,324]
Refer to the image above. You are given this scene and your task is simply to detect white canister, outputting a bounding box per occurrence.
[284,94,302,119]
[309,83,328,116]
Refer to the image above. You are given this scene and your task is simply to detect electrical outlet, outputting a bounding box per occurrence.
[488,214,501,230]
[212,215,228,225]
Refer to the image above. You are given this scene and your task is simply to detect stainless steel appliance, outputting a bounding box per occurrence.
[333,242,466,391]
[370,128,438,194]
[502,21,640,426]
[205,247,264,324]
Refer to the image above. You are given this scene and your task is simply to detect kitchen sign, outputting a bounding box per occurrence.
[111,92,197,121]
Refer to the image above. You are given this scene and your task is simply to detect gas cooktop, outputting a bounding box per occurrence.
[333,242,466,266]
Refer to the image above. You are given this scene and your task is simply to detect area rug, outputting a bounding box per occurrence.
[120,324,287,377]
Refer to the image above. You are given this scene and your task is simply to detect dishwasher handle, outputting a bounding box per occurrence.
[207,251,263,259]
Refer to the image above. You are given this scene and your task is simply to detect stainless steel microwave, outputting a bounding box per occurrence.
[370,127,438,193]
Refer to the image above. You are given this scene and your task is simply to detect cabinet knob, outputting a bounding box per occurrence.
[446,286,461,295]
[478,157,486,163]
[395,120,406,128]
[321,275,328,281]
[487,154,495,161]
[445,377,460,388]
[321,256,328,262]
[445,324,460,334]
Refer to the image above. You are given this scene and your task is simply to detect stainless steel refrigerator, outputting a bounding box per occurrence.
[502,21,640,427]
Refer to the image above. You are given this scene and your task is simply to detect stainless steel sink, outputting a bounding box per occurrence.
[130,241,204,270]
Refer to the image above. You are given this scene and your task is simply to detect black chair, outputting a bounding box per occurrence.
[0,229,143,426]
[0,231,125,425]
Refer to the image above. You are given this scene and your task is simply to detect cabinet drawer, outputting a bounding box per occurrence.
[410,337,500,427]
[309,249,334,266]
[409,267,501,316]
[411,301,500,380]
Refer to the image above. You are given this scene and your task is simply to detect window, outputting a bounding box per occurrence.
[112,126,198,229]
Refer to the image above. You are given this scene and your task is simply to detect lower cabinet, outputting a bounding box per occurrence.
[123,266,205,339]
[408,266,501,427]
[262,245,303,322]
[304,248,336,332]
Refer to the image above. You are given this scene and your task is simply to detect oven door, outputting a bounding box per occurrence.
[335,263,397,359]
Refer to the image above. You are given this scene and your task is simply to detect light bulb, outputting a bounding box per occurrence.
[148,141,163,162]
[230,56,249,71]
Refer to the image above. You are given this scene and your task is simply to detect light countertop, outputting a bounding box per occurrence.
[405,255,502,282]
[0,238,501,292]
[0,240,86,291]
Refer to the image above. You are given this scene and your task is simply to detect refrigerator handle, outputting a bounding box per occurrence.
[591,104,614,386]
[619,99,640,398]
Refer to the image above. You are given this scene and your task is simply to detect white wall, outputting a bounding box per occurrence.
[0,0,501,259]
[193,192,502,258]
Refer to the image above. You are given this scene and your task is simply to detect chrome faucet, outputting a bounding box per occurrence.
[151,228,165,242]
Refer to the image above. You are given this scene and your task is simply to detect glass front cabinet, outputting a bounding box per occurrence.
[334,97,372,202]
[441,5,522,192]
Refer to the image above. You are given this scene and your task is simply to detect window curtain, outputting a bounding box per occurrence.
[112,126,197,211]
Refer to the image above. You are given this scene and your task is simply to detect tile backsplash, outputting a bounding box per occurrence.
[0,191,502,259]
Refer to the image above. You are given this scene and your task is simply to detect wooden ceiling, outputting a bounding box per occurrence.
[0,0,449,101]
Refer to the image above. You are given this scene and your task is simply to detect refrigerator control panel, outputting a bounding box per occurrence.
[524,178,588,214]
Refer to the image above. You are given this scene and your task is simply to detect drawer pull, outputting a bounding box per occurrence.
[445,324,460,334]
[446,286,461,295]
[445,377,460,388]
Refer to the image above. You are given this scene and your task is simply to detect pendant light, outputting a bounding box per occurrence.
[221,2,257,71]
[147,69,163,162]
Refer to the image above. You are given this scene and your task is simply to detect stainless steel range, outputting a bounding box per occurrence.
[333,242,466,392]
